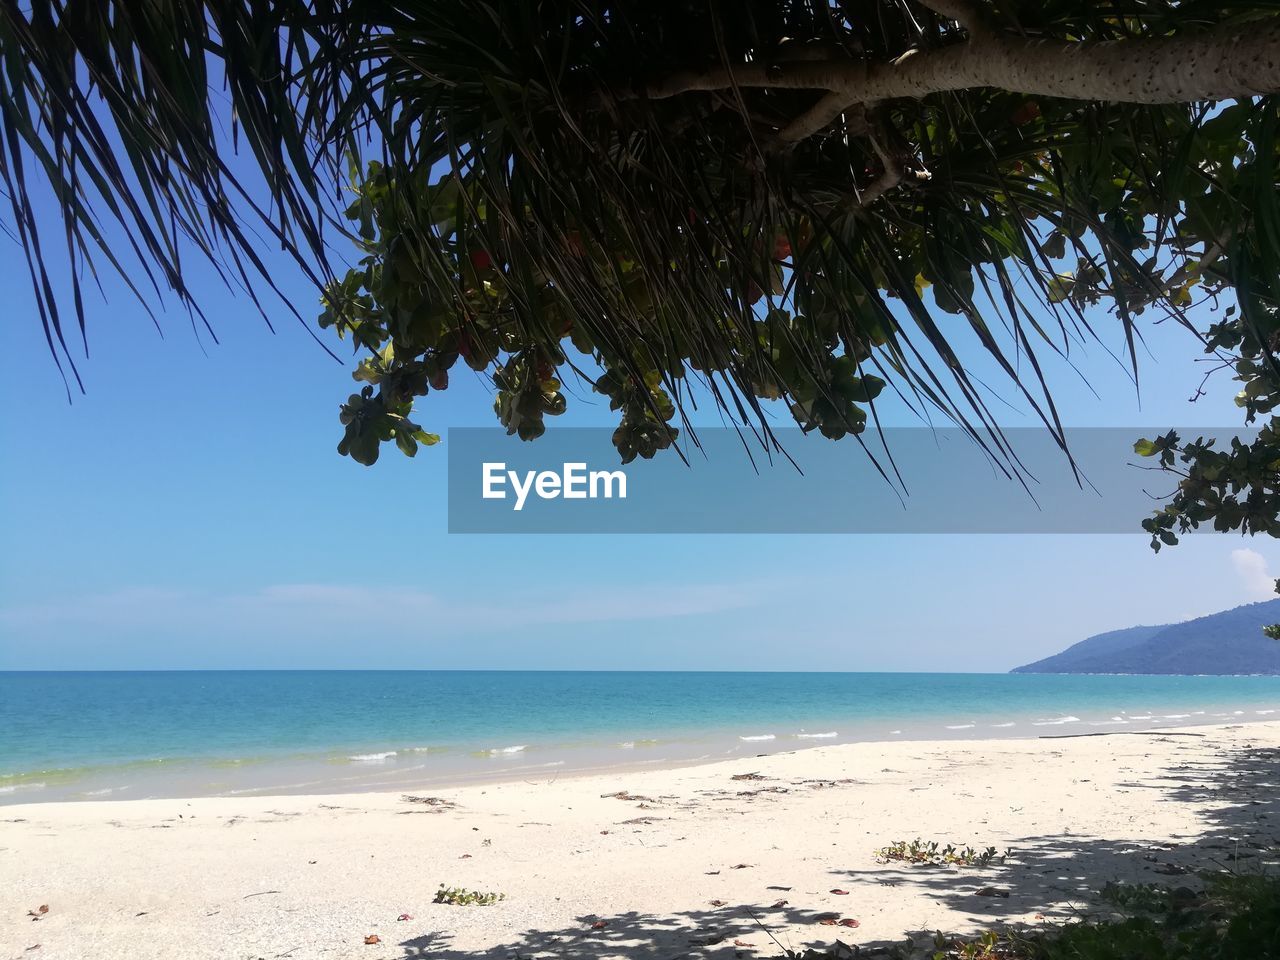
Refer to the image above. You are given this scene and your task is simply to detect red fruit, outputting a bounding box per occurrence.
[469,249,493,271]
[773,236,792,260]
[1011,100,1041,126]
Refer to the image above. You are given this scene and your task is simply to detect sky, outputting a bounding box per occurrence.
[1,164,1277,672]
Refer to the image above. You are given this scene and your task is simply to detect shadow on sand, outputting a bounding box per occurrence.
[398,733,1280,959]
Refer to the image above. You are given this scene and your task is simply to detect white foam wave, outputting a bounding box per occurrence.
[0,782,46,794]
[486,745,527,755]
[991,722,1016,728]
[795,731,838,739]
[348,751,397,762]
[888,730,903,735]
[1257,709,1276,715]
[739,734,776,742]
[1032,716,1081,726]
[1162,714,1191,720]
[946,724,975,730]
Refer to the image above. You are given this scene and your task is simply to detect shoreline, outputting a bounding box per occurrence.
[4,719,1278,959]
[9,670,1280,807]
[7,711,1280,806]
[6,711,1280,806]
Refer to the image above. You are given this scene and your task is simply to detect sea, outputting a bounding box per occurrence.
[3,670,1280,804]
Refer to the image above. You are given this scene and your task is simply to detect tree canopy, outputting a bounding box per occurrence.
[3,0,1280,539]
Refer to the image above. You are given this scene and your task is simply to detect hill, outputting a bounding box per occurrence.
[1012,598,1280,674]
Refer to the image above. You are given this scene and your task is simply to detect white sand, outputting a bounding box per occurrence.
[4,722,1279,960]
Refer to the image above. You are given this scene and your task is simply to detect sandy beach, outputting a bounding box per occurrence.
[4,722,1279,960]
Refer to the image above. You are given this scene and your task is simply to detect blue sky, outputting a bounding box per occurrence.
[1,178,1276,671]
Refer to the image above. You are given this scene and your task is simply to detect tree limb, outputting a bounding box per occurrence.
[915,0,992,38]
[776,91,858,143]
[853,131,904,208]
[630,18,1280,106]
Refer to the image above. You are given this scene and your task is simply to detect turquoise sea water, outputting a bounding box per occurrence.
[3,671,1280,803]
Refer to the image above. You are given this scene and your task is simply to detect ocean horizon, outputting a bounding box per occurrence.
[5,669,1280,804]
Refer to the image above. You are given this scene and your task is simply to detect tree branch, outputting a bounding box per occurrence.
[854,131,904,208]
[629,18,1280,106]
[915,0,992,38]
[776,91,858,143]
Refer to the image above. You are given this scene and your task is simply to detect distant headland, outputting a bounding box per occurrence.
[1012,598,1280,675]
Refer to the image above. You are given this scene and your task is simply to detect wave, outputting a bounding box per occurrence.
[0,782,45,794]
[739,734,776,742]
[1162,714,1191,720]
[990,722,1016,728]
[795,731,837,739]
[1257,709,1277,715]
[888,729,903,735]
[486,745,528,756]
[1032,716,1081,726]
[347,751,397,762]
[946,724,975,730]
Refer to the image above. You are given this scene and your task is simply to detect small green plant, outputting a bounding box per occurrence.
[1098,881,1179,914]
[932,929,1034,960]
[876,839,1009,868]
[924,874,1280,960]
[433,884,506,906]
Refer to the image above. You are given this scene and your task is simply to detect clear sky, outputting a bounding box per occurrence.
[1,174,1276,672]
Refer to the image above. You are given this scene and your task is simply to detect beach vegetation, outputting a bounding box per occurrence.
[433,884,506,906]
[4,2,1280,539]
[876,839,1007,867]
[920,873,1280,960]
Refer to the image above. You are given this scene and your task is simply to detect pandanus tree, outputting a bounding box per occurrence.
[3,0,1280,544]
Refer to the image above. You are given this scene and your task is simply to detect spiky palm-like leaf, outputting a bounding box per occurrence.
[2,1,1278,475]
